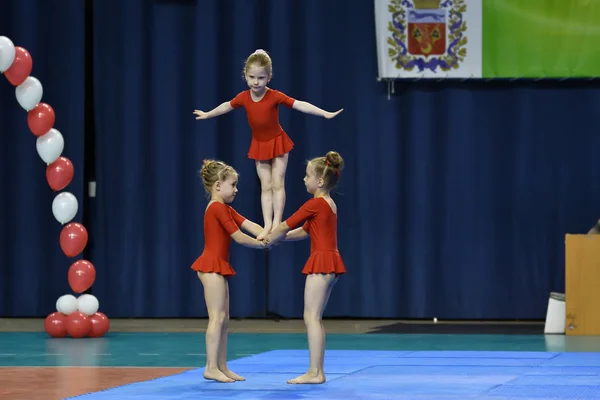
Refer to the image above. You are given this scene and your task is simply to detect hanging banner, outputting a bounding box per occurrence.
[375,0,600,79]
[375,0,482,79]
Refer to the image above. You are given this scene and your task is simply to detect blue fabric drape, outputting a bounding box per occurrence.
[91,0,600,319]
[0,0,85,316]
[3,0,600,319]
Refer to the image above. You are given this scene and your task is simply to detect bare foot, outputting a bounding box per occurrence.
[256,227,271,241]
[286,372,326,384]
[270,223,280,233]
[203,368,235,383]
[222,369,246,381]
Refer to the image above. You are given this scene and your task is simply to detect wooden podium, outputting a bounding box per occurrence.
[565,234,600,335]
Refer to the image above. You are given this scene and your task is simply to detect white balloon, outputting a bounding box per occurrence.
[15,76,43,111]
[36,128,64,164]
[52,192,78,224]
[77,294,99,316]
[56,294,78,314]
[0,36,15,72]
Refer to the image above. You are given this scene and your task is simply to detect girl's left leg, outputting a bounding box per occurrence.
[255,160,274,240]
[287,273,338,384]
[270,153,289,232]
[198,272,234,383]
[218,279,245,381]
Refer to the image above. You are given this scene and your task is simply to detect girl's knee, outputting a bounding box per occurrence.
[209,311,229,325]
[271,177,285,191]
[259,176,272,191]
[303,310,321,324]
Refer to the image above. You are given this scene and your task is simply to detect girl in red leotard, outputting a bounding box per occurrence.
[265,150,346,385]
[191,159,266,383]
[194,49,343,241]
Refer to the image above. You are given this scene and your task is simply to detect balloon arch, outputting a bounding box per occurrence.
[0,36,110,339]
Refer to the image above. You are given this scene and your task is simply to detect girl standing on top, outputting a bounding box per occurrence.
[265,151,346,384]
[191,159,266,383]
[194,49,343,241]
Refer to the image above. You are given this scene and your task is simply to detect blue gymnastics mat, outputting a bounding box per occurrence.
[68,350,600,399]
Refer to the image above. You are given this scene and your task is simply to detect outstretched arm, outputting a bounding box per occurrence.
[292,101,343,119]
[284,227,309,241]
[194,102,234,120]
[240,220,264,238]
[230,230,267,249]
[265,222,291,247]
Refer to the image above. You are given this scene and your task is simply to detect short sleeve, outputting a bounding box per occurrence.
[285,198,319,230]
[229,91,246,109]
[273,90,295,108]
[214,204,241,235]
[229,206,247,227]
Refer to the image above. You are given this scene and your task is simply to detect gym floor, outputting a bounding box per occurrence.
[1,318,599,399]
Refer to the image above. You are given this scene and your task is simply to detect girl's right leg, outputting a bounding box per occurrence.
[217,279,245,381]
[255,160,273,241]
[198,272,234,383]
[287,273,338,384]
[270,153,289,232]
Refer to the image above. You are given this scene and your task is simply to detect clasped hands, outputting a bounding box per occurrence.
[258,234,282,249]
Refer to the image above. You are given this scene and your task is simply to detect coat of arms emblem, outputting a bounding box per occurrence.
[387,0,467,72]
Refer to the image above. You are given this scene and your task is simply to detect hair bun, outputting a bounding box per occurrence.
[253,49,271,60]
[325,151,344,171]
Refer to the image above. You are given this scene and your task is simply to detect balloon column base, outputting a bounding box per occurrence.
[44,311,110,338]
[1,34,106,341]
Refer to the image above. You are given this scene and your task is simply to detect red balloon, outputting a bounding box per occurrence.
[66,311,92,338]
[4,46,32,86]
[27,103,55,137]
[60,223,88,257]
[68,260,96,293]
[46,156,74,192]
[44,312,68,338]
[89,312,110,338]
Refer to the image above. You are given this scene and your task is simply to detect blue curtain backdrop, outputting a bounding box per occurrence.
[2,0,600,319]
[90,0,600,319]
[0,0,86,316]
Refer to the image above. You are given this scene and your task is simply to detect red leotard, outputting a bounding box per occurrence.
[285,197,346,275]
[190,202,246,277]
[229,88,296,161]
